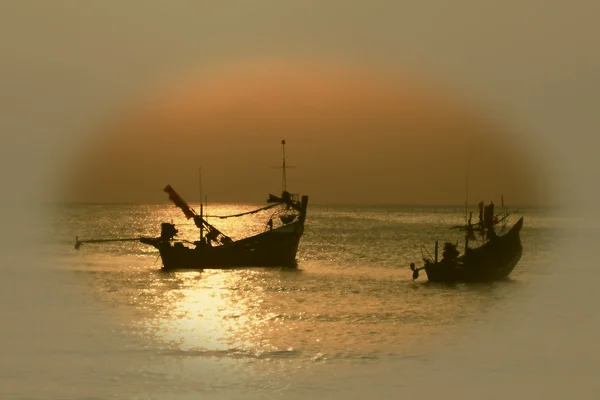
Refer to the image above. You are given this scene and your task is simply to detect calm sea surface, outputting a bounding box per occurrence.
[3,203,567,399]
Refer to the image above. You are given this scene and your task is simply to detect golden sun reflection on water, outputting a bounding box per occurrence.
[137,269,282,355]
[56,203,547,364]
[127,263,516,361]
[151,271,253,352]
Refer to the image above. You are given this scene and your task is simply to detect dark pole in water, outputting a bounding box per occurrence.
[434,240,438,263]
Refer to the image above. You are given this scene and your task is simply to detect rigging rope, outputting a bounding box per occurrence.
[203,202,282,219]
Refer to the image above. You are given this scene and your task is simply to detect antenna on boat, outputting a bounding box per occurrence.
[464,143,472,253]
[199,167,204,241]
[271,139,296,194]
[199,167,202,211]
[281,139,287,192]
[500,194,510,233]
[465,150,471,227]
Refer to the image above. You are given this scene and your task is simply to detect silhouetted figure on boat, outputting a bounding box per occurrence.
[441,242,460,263]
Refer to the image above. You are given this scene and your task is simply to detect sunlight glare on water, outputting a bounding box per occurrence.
[46,203,560,371]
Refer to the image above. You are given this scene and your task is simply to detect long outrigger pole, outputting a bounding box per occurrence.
[74,236,145,250]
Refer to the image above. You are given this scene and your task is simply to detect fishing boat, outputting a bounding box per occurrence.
[75,140,309,270]
[410,200,524,283]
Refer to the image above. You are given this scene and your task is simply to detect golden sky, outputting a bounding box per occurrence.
[64,60,547,206]
[3,2,597,207]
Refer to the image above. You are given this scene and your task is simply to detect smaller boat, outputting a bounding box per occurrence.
[410,201,524,283]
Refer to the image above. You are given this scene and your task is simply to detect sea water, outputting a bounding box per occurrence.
[1,203,583,399]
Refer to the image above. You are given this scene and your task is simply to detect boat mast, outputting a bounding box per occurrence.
[199,167,203,241]
[464,145,471,253]
[281,139,287,192]
[500,193,508,232]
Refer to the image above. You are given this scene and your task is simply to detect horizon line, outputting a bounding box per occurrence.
[41,200,562,209]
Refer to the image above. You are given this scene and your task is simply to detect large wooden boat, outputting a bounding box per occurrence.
[410,201,523,283]
[139,188,308,270]
[75,140,309,270]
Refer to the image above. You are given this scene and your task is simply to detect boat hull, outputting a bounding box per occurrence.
[143,219,305,271]
[423,217,524,283]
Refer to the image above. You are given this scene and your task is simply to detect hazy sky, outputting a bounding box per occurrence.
[65,62,543,205]
[2,2,600,399]
[2,1,598,206]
